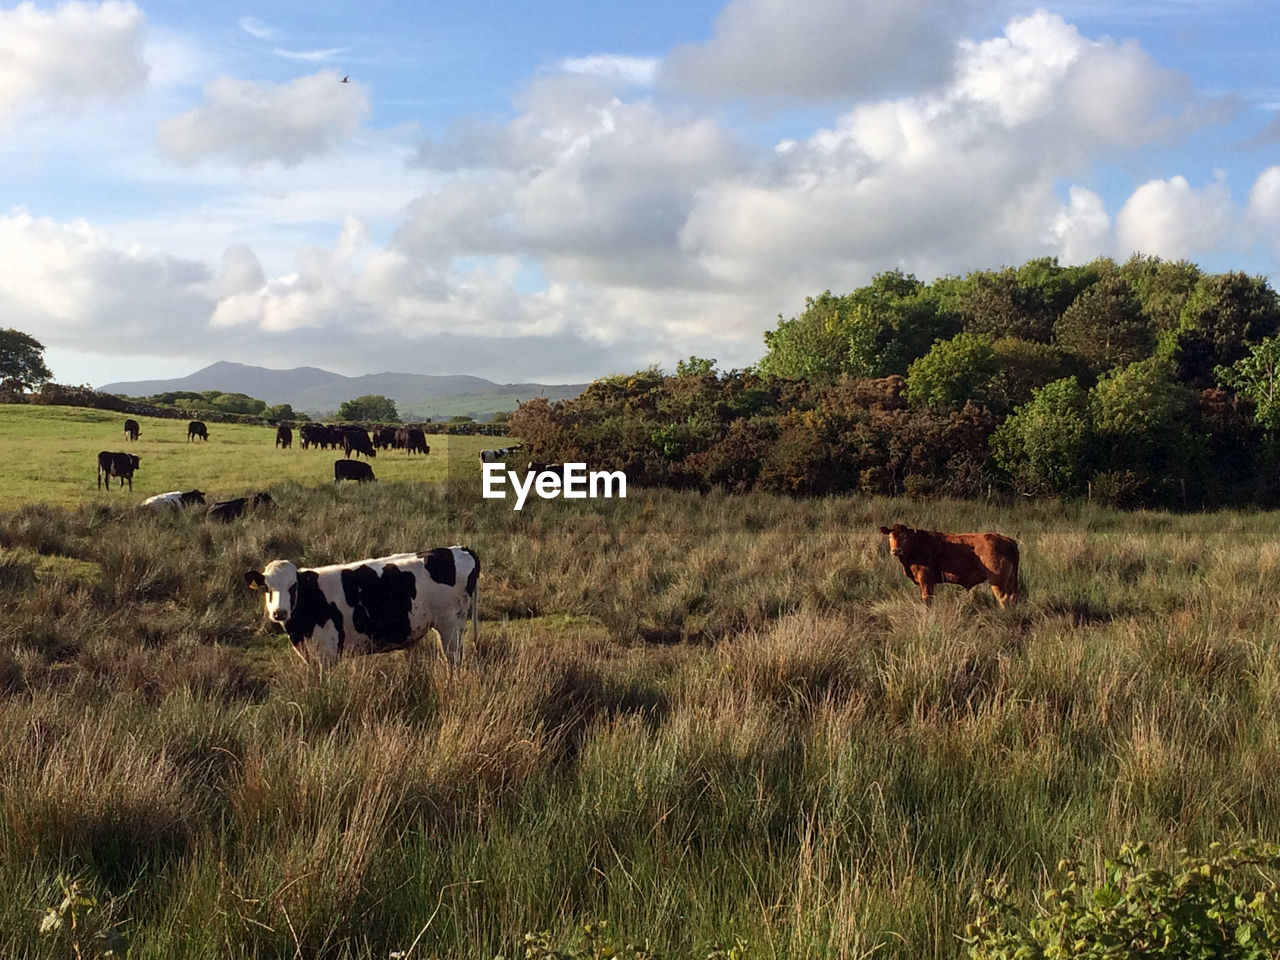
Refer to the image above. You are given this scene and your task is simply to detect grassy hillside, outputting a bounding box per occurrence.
[0,405,510,507]
[2,436,1280,957]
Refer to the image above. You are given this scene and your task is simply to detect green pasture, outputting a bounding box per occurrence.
[5,422,1280,957]
[0,405,509,506]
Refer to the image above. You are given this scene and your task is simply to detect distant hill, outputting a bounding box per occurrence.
[98,361,587,420]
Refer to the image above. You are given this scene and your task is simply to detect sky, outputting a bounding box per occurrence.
[2,0,1279,388]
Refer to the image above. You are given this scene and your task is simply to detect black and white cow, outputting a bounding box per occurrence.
[97,451,140,490]
[479,444,521,463]
[275,424,293,449]
[141,489,206,512]
[124,418,140,441]
[335,459,376,483]
[244,547,480,666]
[188,420,209,442]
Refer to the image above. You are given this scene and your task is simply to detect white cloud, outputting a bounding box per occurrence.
[679,10,1218,288]
[1050,186,1110,265]
[0,0,148,126]
[273,47,347,62]
[1115,174,1235,261]
[662,0,961,102]
[1247,165,1280,256]
[158,70,369,166]
[0,211,213,351]
[559,55,659,87]
[237,16,276,40]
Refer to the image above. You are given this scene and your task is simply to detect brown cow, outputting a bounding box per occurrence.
[878,523,1019,608]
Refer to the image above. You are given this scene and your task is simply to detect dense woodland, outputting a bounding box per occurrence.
[510,254,1280,508]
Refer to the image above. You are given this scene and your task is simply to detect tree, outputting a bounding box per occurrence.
[758,291,859,381]
[0,328,52,392]
[984,338,1072,413]
[1163,271,1280,386]
[1090,357,1197,487]
[675,356,717,377]
[990,377,1092,495]
[844,270,955,378]
[1118,253,1201,336]
[905,333,998,410]
[264,403,299,422]
[1055,274,1153,375]
[337,394,400,422]
[1216,334,1280,432]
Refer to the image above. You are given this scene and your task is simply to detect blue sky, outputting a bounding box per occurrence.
[1,0,1278,387]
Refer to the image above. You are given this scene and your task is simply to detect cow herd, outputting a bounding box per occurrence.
[95,418,1025,670]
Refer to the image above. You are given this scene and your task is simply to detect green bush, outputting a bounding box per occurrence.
[965,842,1280,959]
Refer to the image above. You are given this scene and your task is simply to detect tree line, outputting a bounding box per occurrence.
[510,255,1280,507]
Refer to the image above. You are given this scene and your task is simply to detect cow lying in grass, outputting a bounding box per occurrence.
[141,489,206,512]
[879,523,1019,608]
[245,547,479,666]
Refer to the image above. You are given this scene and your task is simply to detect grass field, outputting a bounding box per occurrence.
[0,405,505,506]
[2,405,1280,958]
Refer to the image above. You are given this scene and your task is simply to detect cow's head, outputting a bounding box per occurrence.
[245,560,299,623]
[130,455,141,469]
[878,523,918,558]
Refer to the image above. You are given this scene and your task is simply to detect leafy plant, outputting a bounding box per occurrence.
[38,875,129,959]
[965,841,1280,959]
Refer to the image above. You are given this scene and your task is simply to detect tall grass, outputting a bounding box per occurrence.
[3,480,1280,957]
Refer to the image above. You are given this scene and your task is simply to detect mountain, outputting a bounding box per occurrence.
[98,361,587,420]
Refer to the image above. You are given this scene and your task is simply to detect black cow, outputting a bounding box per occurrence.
[526,461,563,477]
[123,418,140,441]
[405,428,429,455]
[97,451,140,490]
[208,491,275,522]
[335,459,376,483]
[188,420,208,442]
[341,427,376,460]
[275,424,293,449]
[300,423,335,450]
[373,427,398,450]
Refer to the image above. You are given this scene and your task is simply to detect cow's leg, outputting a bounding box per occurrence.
[97,467,102,490]
[440,624,463,669]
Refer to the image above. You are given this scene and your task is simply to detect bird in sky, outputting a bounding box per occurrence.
[341,75,350,83]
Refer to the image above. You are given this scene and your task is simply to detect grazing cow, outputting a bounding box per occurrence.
[275,424,293,449]
[335,459,376,483]
[340,426,376,460]
[123,418,140,441]
[373,426,399,450]
[97,451,140,491]
[141,489,206,512]
[404,428,429,456]
[208,491,274,522]
[878,523,1020,608]
[188,420,209,442]
[479,445,521,463]
[245,547,480,666]
[303,423,337,450]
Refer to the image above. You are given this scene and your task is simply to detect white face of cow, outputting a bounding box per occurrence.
[246,560,299,623]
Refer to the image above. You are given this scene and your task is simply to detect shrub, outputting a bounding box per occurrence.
[965,841,1280,959]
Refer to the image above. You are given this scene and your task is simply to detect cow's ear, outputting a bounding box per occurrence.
[245,570,265,590]
[878,526,891,536]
